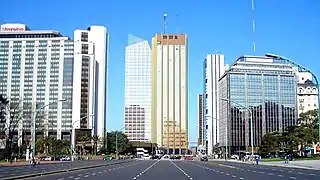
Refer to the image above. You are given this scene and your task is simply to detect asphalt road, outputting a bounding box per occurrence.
[25,159,320,180]
[0,159,130,179]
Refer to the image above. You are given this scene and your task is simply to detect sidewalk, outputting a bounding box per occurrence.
[209,158,320,170]
[260,160,320,170]
[0,160,66,166]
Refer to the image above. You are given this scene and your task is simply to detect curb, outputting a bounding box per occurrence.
[1,160,132,180]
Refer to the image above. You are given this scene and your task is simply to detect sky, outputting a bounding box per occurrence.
[1,0,320,144]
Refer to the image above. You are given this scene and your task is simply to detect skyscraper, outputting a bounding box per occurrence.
[0,24,74,148]
[197,93,204,146]
[72,26,109,142]
[0,23,108,152]
[219,56,297,154]
[203,54,225,155]
[151,34,188,154]
[124,34,152,142]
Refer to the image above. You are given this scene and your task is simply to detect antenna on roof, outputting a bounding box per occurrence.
[164,13,168,34]
[252,0,256,53]
[176,13,179,34]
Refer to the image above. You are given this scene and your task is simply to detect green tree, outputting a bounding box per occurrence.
[77,136,91,155]
[92,135,100,155]
[106,131,130,154]
[258,132,282,155]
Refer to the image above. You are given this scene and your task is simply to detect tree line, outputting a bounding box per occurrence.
[258,109,319,156]
[0,95,133,161]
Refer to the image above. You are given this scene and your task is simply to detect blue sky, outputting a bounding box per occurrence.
[1,0,320,143]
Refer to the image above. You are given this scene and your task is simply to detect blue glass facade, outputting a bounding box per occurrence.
[219,56,297,154]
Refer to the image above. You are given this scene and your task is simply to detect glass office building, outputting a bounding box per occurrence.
[219,56,297,154]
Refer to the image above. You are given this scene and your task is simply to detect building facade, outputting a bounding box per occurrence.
[124,34,152,142]
[219,56,297,154]
[0,24,108,151]
[0,24,74,148]
[72,26,109,143]
[151,34,188,154]
[203,54,225,155]
[295,72,318,116]
[197,93,204,146]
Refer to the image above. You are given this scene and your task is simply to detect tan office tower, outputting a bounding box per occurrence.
[151,34,188,155]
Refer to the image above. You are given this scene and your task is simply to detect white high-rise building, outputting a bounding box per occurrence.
[72,26,109,143]
[0,24,74,149]
[203,53,225,155]
[124,34,152,142]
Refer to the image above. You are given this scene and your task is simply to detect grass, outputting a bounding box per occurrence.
[261,156,320,162]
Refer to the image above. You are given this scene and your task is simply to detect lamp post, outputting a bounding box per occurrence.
[32,99,66,157]
[221,98,254,157]
[116,126,126,160]
[70,114,94,161]
[265,53,320,145]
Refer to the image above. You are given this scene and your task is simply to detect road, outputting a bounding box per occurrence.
[0,159,129,179]
[25,159,320,180]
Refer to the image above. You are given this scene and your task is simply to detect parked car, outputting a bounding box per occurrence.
[200,156,208,162]
[184,155,193,160]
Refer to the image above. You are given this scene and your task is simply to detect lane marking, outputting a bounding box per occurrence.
[277,174,284,177]
[132,160,159,180]
[289,177,296,179]
[170,160,193,180]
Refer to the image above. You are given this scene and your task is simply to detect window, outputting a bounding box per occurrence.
[206,109,208,114]
[206,79,208,83]
[206,94,208,98]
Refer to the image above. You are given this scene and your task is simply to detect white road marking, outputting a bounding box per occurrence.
[132,160,159,179]
[309,173,315,176]
[268,173,274,175]
[57,178,64,180]
[68,176,73,179]
[277,174,284,177]
[75,178,80,180]
[289,177,296,179]
[84,175,89,178]
[240,178,244,180]
[170,160,193,180]
[232,175,236,178]
[92,173,96,176]
[298,172,303,174]
[259,172,264,174]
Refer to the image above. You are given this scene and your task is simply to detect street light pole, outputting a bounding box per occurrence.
[221,98,254,157]
[32,99,66,157]
[265,53,320,145]
[70,114,94,161]
[205,115,228,160]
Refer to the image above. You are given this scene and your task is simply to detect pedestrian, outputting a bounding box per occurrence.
[255,156,260,165]
[32,157,36,167]
[284,155,288,164]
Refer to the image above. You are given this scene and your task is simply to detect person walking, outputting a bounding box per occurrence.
[32,157,36,167]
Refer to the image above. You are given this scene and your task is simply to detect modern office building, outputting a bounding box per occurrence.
[124,34,152,142]
[0,24,109,152]
[219,56,297,154]
[72,26,109,144]
[0,23,74,148]
[151,34,188,154]
[197,93,204,146]
[295,71,318,117]
[203,54,225,155]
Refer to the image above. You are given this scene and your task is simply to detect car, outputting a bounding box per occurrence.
[200,156,208,161]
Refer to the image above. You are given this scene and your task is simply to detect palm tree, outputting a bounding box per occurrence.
[92,135,100,155]
[77,136,91,156]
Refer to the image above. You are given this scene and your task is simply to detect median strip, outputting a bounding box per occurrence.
[1,160,132,180]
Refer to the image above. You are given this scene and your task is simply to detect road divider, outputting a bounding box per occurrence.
[2,160,134,180]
